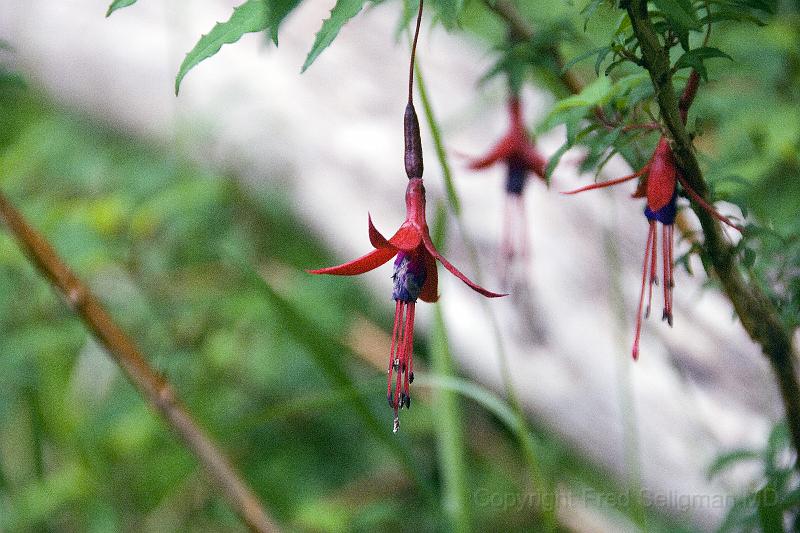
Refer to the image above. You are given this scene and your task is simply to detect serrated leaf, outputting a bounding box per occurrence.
[301,0,368,73]
[653,0,701,30]
[106,0,137,17]
[175,0,269,94]
[268,0,302,45]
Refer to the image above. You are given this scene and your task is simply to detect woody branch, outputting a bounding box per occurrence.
[0,191,279,532]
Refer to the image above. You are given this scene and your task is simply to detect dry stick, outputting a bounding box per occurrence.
[487,0,800,465]
[0,192,279,532]
[624,0,800,467]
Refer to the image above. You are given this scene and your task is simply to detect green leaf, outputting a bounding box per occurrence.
[267,0,302,45]
[561,46,611,74]
[301,0,368,73]
[433,0,464,29]
[652,0,701,30]
[175,0,269,95]
[707,449,759,479]
[544,143,571,183]
[756,482,785,533]
[551,75,614,113]
[430,299,471,533]
[106,0,137,17]
[674,47,733,80]
[737,0,777,13]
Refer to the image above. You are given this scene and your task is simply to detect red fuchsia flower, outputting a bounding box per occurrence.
[309,178,505,431]
[464,96,548,269]
[310,0,503,432]
[563,135,740,360]
[562,68,742,360]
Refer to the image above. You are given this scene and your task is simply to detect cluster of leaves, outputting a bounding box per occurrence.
[107,0,470,94]
[709,422,800,532]
[479,19,580,94]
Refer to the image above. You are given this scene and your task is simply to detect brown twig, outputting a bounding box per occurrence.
[0,191,280,532]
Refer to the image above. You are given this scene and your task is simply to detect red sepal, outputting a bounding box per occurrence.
[421,232,507,298]
[308,247,396,276]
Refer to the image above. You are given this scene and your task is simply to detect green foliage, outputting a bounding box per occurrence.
[432,0,465,28]
[175,0,269,94]
[301,0,371,72]
[539,71,655,175]
[674,46,732,80]
[710,422,800,532]
[480,19,578,94]
[105,0,137,17]
[267,0,302,45]
[652,0,701,32]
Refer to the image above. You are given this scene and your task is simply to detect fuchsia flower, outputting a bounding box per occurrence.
[311,0,504,432]
[309,178,504,431]
[563,134,740,359]
[465,96,548,266]
[563,71,741,360]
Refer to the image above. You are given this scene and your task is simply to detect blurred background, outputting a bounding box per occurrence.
[0,0,799,531]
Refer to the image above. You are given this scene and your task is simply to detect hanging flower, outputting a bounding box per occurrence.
[563,136,739,359]
[309,178,505,431]
[464,96,548,268]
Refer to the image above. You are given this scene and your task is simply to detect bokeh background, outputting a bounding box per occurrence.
[1,0,799,531]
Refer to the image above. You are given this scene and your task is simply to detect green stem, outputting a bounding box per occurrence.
[431,302,471,533]
[415,63,461,216]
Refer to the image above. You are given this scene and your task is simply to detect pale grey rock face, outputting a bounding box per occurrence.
[0,1,782,529]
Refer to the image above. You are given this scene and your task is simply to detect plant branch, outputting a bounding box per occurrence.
[0,191,279,532]
[625,0,800,468]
